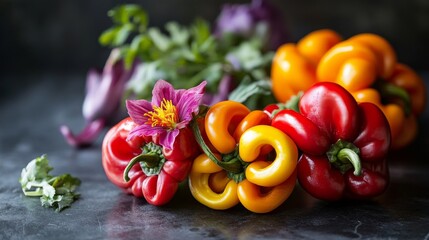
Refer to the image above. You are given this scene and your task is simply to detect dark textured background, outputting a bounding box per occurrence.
[1,0,429,77]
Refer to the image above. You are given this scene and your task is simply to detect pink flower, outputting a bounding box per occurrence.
[126,80,206,150]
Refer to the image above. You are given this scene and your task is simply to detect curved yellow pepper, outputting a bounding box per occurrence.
[189,154,240,210]
[240,126,297,187]
[189,101,298,213]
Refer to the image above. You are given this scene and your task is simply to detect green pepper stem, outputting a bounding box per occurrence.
[123,154,160,182]
[284,91,303,113]
[374,80,411,116]
[271,91,303,117]
[190,117,243,174]
[327,139,362,176]
[337,148,362,176]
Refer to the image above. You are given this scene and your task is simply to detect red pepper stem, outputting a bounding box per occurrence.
[190,117,243,174]
[123,154,161,182]
[337,148,362,176]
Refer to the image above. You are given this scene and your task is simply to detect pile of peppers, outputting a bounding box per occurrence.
[270,82,391,200]
[189,102,298,213]
[100,29,426,213]
[271,29,426,149]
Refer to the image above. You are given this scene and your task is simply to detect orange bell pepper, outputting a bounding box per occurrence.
[317,33,426,149]
[271,29,342,103]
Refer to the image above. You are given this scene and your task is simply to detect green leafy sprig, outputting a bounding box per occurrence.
[19,155,81,212]
[99,4,276,109]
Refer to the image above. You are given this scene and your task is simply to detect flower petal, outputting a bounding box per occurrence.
[151,80,176,106]
[158,129,180,150]
[126,99,153,125]
[60,119,106,148]
[83,49,134,121]
[176,81,206,123]
[176,92,202,122]
[188,80,207,94]
[127,124,164,141]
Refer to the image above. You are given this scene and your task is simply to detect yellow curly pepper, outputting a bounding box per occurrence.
[189,101,298,213]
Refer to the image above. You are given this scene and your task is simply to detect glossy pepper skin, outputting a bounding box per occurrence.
[272,82,391,201]
[189,101,298,213]
[102,117,199,206]
[317,33,426,149]
[271,29,342,103]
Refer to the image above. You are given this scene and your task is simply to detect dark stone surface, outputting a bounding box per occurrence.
[0,73,429,239]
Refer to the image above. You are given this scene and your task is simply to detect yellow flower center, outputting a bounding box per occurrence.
[144,98,178,129]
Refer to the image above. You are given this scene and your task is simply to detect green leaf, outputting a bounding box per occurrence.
[100,5,148,47]
[112,24,134,46]
[191,18,211,46]
[125,62,165,99]
[19,155,81,212]
[228,42,271,71]
[109,4,148,26]
[99,28,118,46]
[123,47,137,69]
[228,78,272,104]
[41,174,81,212]
[98,4,274,109]
[198,36,216,55]
[19,154,52,190]
[42,182,56,199]
[51,174,81,194]
[188,63,223,91]
[55,192,80,212]
[41,192,80,212]
[166,22,189,45]
[148,28,171,52]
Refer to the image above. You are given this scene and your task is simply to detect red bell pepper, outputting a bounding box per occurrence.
[102,117,199,206]
[271,82,391,200]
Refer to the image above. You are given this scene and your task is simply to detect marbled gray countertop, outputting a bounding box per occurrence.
[1,74,429,240]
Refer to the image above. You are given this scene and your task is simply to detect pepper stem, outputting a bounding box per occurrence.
[271,91,303,117]
[374,80,411,116]
[284,91,303,113]
[190,114,244,175]
[327,139,362,176]
[123,143,165,182]
[337,148,362,176]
